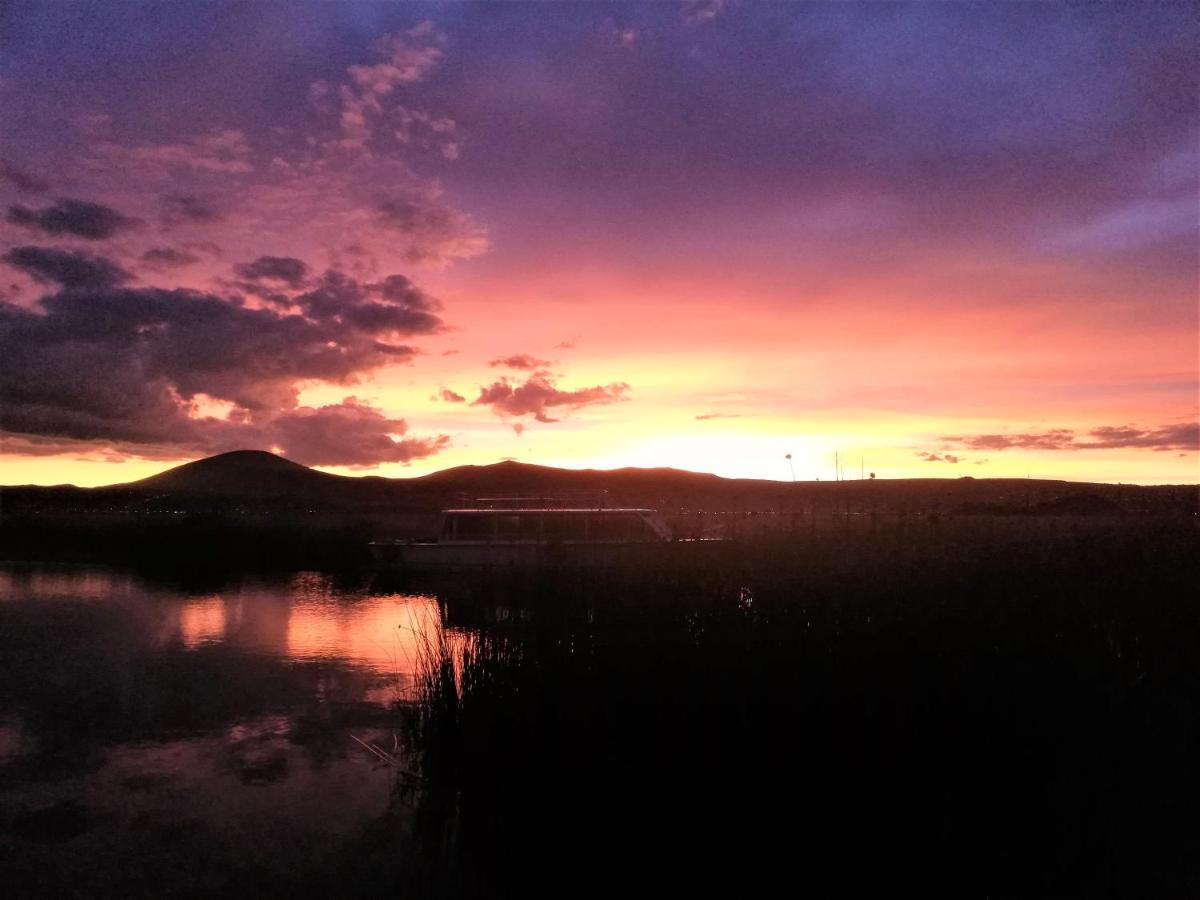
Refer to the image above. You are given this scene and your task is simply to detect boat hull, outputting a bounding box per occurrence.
[368,539,722,570]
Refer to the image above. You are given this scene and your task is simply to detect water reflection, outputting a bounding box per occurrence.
[0,564,443,894]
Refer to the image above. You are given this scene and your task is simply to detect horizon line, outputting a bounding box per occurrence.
[1,448,1194,490]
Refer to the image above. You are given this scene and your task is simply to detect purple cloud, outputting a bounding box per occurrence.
[92,129,253,176]
[489,354,552,370]
[375,194,488,264]
[946,430,1077,451]
[295,270,443,336]
[0,159,49,193]
[6,198,137,240]
[310,21,448,152]
[944,423,1197,452]
[141,247,200,269]
[1079,423,1198,451]
[4,246,132,289]
[917,451,961,463]
[160,194,221,225]
[473,373,629,423]
[0,263,448,464]
[235,255,310,288]
[267,398,449,467]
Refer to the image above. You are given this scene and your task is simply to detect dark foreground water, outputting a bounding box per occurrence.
[0,565,442,896]
[0,519,1197,898]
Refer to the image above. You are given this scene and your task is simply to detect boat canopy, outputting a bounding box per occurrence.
[438,508,671,542]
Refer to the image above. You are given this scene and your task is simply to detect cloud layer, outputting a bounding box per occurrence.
[7,198,137,240]
[489,354,552,370]
[5,246,132,289]
[0,250,450,466]
[943,424,1198,453]
[0,5,1193,482]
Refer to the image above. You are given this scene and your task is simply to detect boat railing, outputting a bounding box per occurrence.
[453,490,611,510]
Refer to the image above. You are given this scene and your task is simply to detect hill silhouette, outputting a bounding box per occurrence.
[133,450,345,495]
[1,449,1195,517]
[2,449,1195,568]
[124,452,727,495]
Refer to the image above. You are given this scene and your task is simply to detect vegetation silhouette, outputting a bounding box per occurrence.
[1,452,1196,896]
[351,514,1200,898]
[2,450,1194,569]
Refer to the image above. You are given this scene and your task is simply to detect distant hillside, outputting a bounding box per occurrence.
[132,450,347,495]
[1,449,1196,517]
[2,450,1195,568]
[116,452,728,507]
[414,458,727,495]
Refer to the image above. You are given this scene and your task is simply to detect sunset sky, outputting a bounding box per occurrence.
[1,1,1196,486]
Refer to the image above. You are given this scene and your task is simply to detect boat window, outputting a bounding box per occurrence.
[452,514,494,541]
[497,514,541,540]
[543,514,587,541]
[589,514,636,541]
[635,515,662,539]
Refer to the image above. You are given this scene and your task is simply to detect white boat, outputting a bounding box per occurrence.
[369,504,677,569]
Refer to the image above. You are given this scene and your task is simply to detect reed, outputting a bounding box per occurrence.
[389,513,1197,896]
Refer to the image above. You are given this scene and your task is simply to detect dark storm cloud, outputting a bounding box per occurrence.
[6,198,137,240]
[0,159,49,193]
[0,284,413,419]
[234,255,310,288]
[945,423,1198,452]
[489,354,552,370]
[294,271,443,335]
[372,274,433,307]
[4,246,132,289]
[0,267,448,464]
[0,398,450,468]
[268,398,449,467]
[141,246,200,268]
[473,374,629,423]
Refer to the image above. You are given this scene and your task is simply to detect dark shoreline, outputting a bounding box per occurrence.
[2,508,1197,897]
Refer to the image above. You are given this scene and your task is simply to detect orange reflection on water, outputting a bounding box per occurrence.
[0,568,142,602]
[2,568,449,687]
[179,596,225,649]
[284,593,442,676]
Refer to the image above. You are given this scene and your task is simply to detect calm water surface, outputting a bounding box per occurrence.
[0,564,443,891]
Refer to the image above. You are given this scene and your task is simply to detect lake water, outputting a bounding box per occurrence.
[0,564,442,894]
[1,529,1195,897]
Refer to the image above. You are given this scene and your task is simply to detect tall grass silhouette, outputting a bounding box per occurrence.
[387,514,1198,897]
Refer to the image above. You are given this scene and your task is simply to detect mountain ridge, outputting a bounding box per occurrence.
[1,450,1195,518]
[119,450,736,491]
